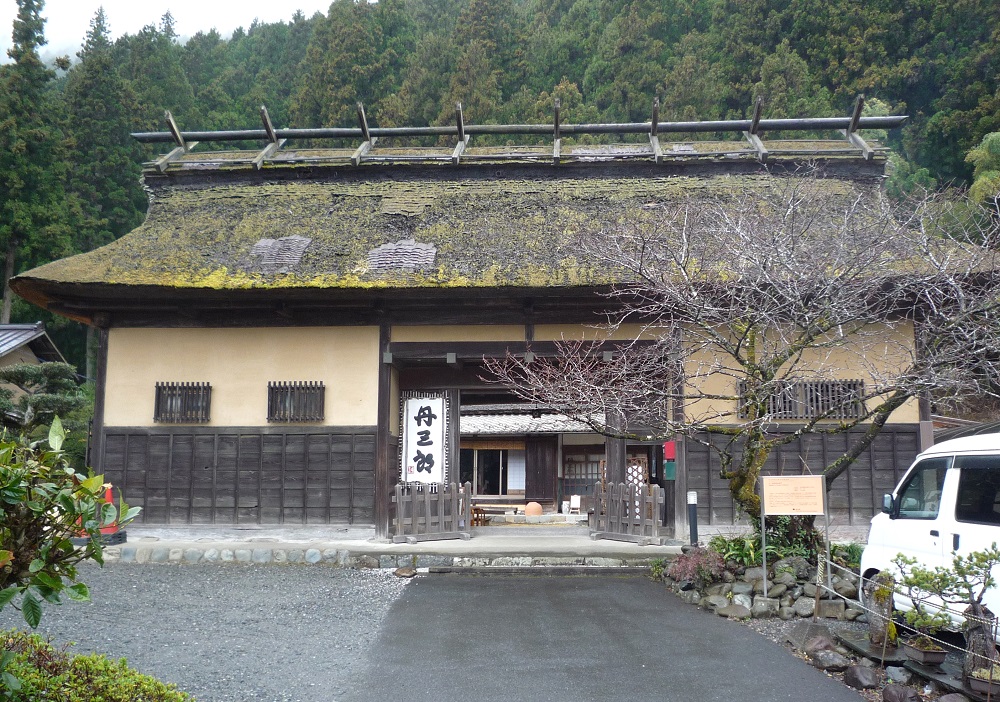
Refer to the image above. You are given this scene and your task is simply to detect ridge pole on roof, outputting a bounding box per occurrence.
[352,101,377,166]
[452,102,469,164]
[155,111,199,173]
[743,96,768,162]
[553,97,561,165]
[842,94,874,161]
[253,105,287,170]
[649,97,663,164]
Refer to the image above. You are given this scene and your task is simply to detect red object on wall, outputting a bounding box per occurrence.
[663,441,676,461]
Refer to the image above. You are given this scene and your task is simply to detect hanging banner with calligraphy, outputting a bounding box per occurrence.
[402,396,446,483]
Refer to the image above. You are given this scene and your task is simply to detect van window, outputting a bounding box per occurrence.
[896,457,949,519]
[955,455,1000,525]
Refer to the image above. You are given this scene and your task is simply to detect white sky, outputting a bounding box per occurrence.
[0,0,332,62]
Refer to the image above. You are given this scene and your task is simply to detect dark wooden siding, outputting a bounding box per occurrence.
[683,425,920,527]
[525,436,558,501]
[101,426,376,525]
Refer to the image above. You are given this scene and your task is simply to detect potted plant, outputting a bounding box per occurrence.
[895,544,1000,682]
[969,664,1000,696]
[893,554,953,666]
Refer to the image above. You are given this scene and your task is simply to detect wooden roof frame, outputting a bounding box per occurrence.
[136,95,904,170]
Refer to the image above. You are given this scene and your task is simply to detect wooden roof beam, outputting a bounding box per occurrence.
[352,102,377,166]
[553,98,561,165]
[842,95,874,161]
[743,97,768,163]
[156,111,199,172]
[252,105,286,170]
[452,102,469,164]
[649,98,663,164]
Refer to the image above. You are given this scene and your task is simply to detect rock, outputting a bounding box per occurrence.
[773,556,813,580]
[679,589,702,605]
[804,582,818,597]
[778,606,797,620]
[835,580,859,599]
[706,583,726,596]
[780,595,795,608]
[732,593,753,609]
[752,579,768,594]
[703,595,730,611]
[722,570,736,583]
[767,583,788,598]
[794,596,817,617]
[803,634,837,655]
[936,694,971,702]
[773,571,798,587]
[751,597,779,618]
[731,581,754,597]
[882,683,920,702]
[717,604,751,619]
[393,567,417,578]
[791,585,804,599]
[785,621,832,650]
[885,667,911,684]
[811,649,851,672]
[743,566,766,583]
[843,608,862,621]
[816,599,846,619]
[843,665,880,689]
[858,657,878,668]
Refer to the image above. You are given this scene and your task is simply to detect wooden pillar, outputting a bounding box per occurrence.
[90,327,109,471]
[605,410,626,484]
[374,323,392,538]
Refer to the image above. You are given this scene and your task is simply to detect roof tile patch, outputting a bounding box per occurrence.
[250,235,312,272]
[367,239,437,272]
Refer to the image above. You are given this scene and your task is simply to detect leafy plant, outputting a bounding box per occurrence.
[972,664,1000,682]
[893,544,1000,679]
[830,542,864,570]
[892,553,952,644]
[666,548,725,589]
[649,558,666,580]
[0,418,140,695]
[1,630,191,701]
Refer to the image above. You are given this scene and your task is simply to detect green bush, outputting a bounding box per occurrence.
[830,542,864,570]
[2,630,191,701]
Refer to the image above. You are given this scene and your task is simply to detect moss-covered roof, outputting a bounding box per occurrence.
[12,163,883,306]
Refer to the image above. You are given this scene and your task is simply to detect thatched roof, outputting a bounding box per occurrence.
[12,157,884,319]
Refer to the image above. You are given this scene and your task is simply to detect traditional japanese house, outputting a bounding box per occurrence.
[10,104,923,538]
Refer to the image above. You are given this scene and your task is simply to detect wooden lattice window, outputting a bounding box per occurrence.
[738,379,865,420]
[267,381,325,422]
[154,382,212,423]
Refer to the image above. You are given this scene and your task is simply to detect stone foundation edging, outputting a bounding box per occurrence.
[104,545,661,570]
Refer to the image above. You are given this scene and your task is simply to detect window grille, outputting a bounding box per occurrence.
[154,382,212,423]
[267,381,325,422]
[737,380,864,420]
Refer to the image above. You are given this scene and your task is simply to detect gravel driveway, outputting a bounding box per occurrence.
[0,562,410,701]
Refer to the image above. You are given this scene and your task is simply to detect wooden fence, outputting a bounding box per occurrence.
[392,482,472,544]
[590,482,666,546]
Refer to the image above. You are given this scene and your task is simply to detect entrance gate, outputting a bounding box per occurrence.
[392,482,472,543]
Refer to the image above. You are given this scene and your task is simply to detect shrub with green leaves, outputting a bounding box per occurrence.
[1,417,140,629]
[2,630,190,701]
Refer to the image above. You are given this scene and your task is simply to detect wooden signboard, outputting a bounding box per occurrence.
[761,475,826,516]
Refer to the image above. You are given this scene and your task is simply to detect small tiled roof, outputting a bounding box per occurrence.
[0,323,65,363]
[460,412,597,435]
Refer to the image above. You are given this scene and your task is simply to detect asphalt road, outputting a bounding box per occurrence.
[1,565,863,702]
[341,574,863,702]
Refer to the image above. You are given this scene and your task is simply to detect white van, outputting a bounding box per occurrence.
[860,433,1000,624]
